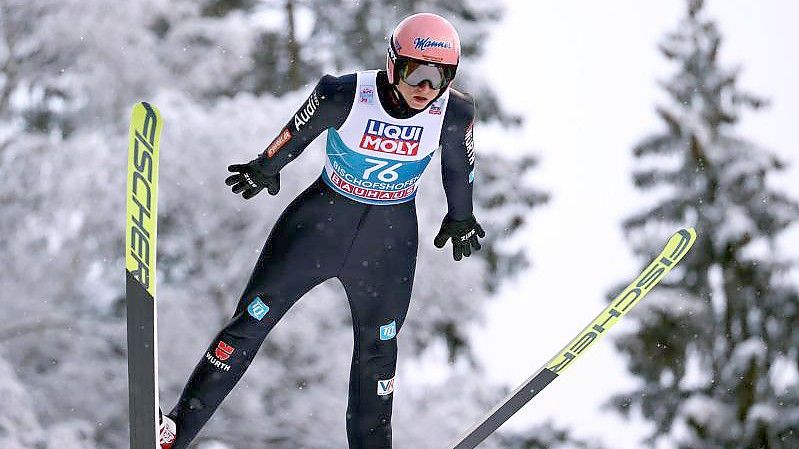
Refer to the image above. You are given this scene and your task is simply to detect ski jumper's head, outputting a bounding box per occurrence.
[386,13,460,110]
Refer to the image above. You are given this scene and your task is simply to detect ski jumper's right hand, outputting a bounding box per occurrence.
[226,156,281,199]
[224,75,352,200]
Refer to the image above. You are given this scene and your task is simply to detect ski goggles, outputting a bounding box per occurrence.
[396,58,456,90]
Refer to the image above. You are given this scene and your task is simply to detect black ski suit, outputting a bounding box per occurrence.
[168,70,477,449]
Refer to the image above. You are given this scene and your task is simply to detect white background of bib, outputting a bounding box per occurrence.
[334,70,449,162]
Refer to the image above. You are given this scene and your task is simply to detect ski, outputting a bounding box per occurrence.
[447,227,697,449]
[125,102,163,449]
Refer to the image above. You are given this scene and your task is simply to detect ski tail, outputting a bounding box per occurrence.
[125,102,163,449]
[448,228,697,449]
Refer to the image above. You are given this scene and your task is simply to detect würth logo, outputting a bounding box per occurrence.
[360,119,423,156]
[215,341,235,361]
[206,341,235,372]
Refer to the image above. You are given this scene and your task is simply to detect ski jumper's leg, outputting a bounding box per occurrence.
[168,178,362,448]
[338,201,418,449]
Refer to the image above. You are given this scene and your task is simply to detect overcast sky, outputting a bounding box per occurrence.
[471,1,799,448]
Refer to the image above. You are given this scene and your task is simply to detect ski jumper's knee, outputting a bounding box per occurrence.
[346,413,392,449]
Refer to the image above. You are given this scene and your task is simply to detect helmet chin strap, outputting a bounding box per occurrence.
[390,84,413,110]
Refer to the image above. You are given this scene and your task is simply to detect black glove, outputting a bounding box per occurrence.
[433,215,486,261]
[225,156,280,199]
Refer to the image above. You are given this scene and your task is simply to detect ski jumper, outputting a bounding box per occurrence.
[168,70,476,449]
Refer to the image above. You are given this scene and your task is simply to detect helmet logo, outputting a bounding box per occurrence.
[413,37,452,51]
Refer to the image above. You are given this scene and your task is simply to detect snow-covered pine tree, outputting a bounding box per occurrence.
[612,1,799,448]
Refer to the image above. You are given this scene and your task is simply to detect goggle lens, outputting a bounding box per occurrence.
[397,59,455,90]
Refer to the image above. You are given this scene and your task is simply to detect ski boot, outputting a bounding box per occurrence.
[159,409,177,449]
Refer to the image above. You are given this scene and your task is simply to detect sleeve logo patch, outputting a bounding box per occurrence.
[294,90,320,132]
[464,121,475,166]
[266,127,292,158]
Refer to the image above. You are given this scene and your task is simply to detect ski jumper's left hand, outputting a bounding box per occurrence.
[434,215,486,261]
[436,89,480,261]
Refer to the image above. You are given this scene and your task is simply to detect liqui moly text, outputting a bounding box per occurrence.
[360,119,423,156]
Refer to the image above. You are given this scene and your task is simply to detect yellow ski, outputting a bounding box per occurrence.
[448,228,697,449]
[125,102,163,449]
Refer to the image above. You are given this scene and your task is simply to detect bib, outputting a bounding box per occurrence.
[321,70,449,205]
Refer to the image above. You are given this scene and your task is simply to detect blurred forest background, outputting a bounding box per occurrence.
[0,0,796,448]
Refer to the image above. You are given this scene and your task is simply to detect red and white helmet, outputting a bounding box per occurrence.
[386,13,461,87]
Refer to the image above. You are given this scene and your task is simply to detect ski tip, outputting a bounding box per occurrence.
[678,227,697,240]
[663,227,697,264]
[132,101,161,117]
